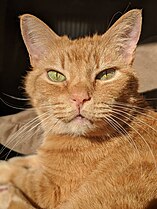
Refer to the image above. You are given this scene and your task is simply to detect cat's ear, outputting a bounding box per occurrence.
[20,14,60,66]
[103,9,142,64]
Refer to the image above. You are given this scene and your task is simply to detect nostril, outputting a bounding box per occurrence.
[71,93,91,107]
[82,97,91,103]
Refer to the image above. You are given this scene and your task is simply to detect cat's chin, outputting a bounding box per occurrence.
[65,116,94,136]
[62,118,116,138]
[42,116,94,137]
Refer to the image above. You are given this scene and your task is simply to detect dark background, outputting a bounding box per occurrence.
[1,0,157,117]
[0,0,157,159]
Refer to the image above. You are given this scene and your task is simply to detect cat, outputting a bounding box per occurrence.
[0,9,157,209]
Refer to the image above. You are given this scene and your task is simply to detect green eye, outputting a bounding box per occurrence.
[96,68,116,81]
[47,70,66,82]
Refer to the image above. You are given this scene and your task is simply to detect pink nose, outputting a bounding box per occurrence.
[71,91,91,107]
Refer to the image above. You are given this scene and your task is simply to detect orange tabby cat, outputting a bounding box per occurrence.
[1,9,157,209]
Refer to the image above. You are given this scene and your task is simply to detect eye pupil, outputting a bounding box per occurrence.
[47,70,66,82]
[96,68,116,81]
[56,72,59,78]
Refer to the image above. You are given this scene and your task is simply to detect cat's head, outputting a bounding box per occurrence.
[20,9,142,137]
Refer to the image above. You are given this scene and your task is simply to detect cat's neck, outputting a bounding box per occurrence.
[37,135,113,180]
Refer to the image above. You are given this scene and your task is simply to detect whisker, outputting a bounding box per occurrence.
[108,111,157,170]
[106,115,140,155]
[1,103,72,156]
[101,114,143,174]
[95,101,157,123]
[5,123,42,160]
[4,111,54,160]
[97,101,148,111]
[110,107,157,136]
[44,118,61,137]
[0,112,48,155]
[0,95,67,111]
[145,98,157,101]
[104,115,143,175]
[109,103,157,122]
[106,11,122,30]
[0,97,29,110]
[2,93,30,101]
[113,101,147,109]
[3,105,63,159]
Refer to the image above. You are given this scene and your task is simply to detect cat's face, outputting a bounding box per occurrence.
[21,10,142,137]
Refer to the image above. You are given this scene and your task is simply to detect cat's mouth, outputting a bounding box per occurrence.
[76,114,85,119]
[73,114,86,121]
[72,114,93,124]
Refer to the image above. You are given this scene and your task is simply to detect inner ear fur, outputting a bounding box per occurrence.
[20,14,60,66]
[103,9,142,64]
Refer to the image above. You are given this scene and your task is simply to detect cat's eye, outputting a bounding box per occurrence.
[96,68,116,81]
[47,70,66,82]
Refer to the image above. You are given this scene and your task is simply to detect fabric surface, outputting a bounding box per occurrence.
[0,41,157,154]
[134,39,157,92]
[0,110,43,154]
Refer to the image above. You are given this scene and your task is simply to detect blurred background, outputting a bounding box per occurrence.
[0,0,157,158]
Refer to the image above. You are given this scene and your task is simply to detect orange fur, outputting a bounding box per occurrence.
[1,9,157,209]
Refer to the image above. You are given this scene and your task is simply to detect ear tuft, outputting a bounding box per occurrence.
[20,14,59,66]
